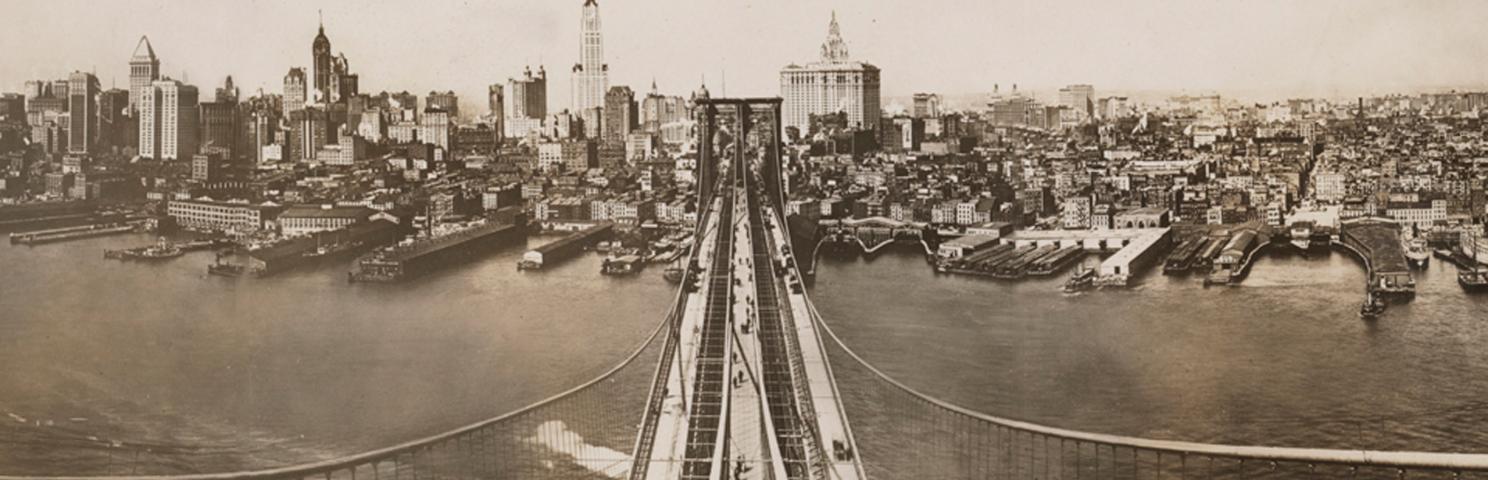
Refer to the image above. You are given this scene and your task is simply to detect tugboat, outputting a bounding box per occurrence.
[1063,266,1096,293]
[208,251,247,277]
[663,265,686,283]
[601,254,644,276]
[1359,290,1386,319]
[132,237,184,260]
[663,255,687,283]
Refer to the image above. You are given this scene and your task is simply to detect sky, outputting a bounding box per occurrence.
[6,0,1488,116]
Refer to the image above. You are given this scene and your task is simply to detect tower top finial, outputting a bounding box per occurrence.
[318,9,323,31]
[131,35,158,62]
[820,11,850,63]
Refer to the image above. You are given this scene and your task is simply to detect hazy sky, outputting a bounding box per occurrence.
[7,0,1488,114]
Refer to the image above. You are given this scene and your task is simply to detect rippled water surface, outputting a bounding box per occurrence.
[4,234,1488,475]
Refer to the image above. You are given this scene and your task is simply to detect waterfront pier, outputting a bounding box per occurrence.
[8,220,144,245]
[518,222,614,270]
[1002,228,1172,286]
[1339,218,1415,295]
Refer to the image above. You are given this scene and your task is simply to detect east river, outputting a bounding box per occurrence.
[3,233,1488,475]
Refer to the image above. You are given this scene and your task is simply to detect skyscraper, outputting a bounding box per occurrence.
[426,91,459,120]
[97,88,132,151]
[504,67,548,139]
[603,86,636,144]
[67,71,99,154]
[283,68,307,117]
[328,54,358,104]
[1058,84,1096,119]
[138,78,198,160]
[780,12,882,135]
[312,18,332,103]
[571,0,608,113]
[200,77,241,160]
[487,84,504,139]
[128,36,159,116]
[216,76,240,103]
[419,106,451,150]
[912,93,942,119]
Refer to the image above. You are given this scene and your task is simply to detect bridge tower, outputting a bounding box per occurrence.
[695,98,786,221]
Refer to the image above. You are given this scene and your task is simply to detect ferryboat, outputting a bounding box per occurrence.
[1402,231,1429,268]
[1360,290,1386,319]
[1289,222,1313,250]
[1063,267,1096,293]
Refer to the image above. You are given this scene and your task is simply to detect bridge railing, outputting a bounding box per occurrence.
[8,302,674,480]
[807,299,1488,480]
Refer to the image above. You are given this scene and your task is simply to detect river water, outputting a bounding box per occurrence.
[3,233,1488,475]
[811,246,1488,454]
[0,231,673,475]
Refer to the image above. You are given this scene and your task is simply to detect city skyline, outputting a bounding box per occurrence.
[7,0,1488,114]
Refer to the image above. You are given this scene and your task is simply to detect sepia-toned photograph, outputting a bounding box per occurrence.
[3,1,1488,478]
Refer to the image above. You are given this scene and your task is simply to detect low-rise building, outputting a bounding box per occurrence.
[167,199,275,234]
[277,205,375,237]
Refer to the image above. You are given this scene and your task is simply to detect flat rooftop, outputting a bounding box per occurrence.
[1006,228,1169,241]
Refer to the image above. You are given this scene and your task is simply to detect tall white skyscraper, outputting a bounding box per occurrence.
[138,79,198,160]
[128,36,159,116]
[283,68,307,117]
[780,12,882,135]
[1059,84,1096,117]
[571,0,609,113]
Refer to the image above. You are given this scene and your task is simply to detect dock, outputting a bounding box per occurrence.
[1095,228,1173,286]
[1435,248,1486,270]
[518,222,614,270]
[349,219,524,282]
[1027,245,1085,276]
[989,244,1057,279]
[1163,236,1206,274]
[0,201,97,228]
[1205,229,1267,286]
[9,221,145,245]
[1338,218,1415,295]
[216,220,404,278]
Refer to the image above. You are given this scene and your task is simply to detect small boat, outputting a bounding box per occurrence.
[663,266,685,283]
[1063,266,1096,293]
[595,241,613,254]
[601,255,644,276]
[1359,291,1386,319]
[208,263,247,277]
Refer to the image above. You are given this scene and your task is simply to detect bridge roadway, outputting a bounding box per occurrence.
[630,161,864,480]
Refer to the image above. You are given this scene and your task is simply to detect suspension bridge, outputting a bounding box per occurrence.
[14,97,1488,479]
